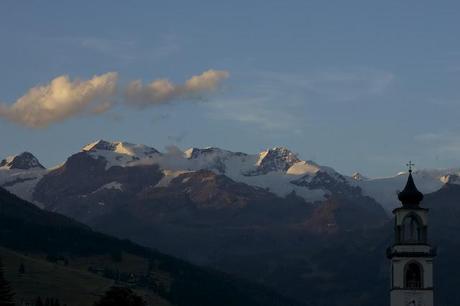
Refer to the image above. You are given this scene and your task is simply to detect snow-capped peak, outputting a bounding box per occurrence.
[80,140,161,169]
[440,174,460,185]
[351,172,368,181]
[258,147,300,165]
[248,147,300,175]
[0,152,44,170]
[82,139,117,152]
[82,140,159,156]
[185,147,224,159]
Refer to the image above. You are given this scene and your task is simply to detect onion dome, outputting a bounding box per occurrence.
[398,170,424,207]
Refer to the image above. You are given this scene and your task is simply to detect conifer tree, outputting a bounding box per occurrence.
[0,256,15,305]
[18,263,25,274]
[93,287,146,306]
[35,296,44,306]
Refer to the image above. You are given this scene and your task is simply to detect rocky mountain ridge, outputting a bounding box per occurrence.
[2,139,460,213]
[0,152,44,170]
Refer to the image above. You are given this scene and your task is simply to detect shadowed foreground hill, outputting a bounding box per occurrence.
[1,246,169,306]
[0,187,305,306]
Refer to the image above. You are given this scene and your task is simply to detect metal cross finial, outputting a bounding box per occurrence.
[406,161,415,173]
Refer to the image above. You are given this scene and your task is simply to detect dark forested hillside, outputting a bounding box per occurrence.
[0,187,304,306]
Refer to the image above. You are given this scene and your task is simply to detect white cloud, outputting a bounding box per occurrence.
[0,72,118,128]
[125,70,229,108]
[0,69,230,128]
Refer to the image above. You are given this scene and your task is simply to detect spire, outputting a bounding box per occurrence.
[398,161,424,207]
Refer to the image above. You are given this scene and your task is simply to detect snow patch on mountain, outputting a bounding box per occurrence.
[93,181,124,193]
[1,173,44,203]
[0,169,46,202]
[351,172,368,181]
[286,161,320,175]
[440,174,460,185]
[234,170,327,202]
[155,170,193,187]
[0,156,14,169]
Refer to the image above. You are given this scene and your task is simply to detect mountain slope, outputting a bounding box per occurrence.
[33,151,163,222]
[0,187,306,306]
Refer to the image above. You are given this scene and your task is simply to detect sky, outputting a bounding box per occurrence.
[1,0,460,177]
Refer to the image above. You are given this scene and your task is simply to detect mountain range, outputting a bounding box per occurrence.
[2,139,458,213]
[1,140,392,235]
[2,140,460,305]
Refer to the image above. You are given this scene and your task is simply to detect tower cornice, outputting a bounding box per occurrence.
[392,207,429,214]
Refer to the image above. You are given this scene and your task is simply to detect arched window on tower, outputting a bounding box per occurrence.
[401,214,423,243]
[405,262,423,289]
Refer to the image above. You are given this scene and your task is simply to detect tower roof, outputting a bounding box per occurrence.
[398,170,424,207]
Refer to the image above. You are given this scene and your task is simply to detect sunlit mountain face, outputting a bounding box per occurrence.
[1,140,386,229]
[3,139,459,215]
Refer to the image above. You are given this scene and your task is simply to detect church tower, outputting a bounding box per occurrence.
[388,163,436,306]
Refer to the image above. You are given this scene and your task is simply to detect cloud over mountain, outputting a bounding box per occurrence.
[0,70,229,128]
[125,69,229,107]
[0,72,118,128]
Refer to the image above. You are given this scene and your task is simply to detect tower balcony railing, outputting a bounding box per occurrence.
[386,246,437,259]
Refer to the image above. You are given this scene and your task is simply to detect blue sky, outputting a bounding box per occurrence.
[1,0,460,177]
